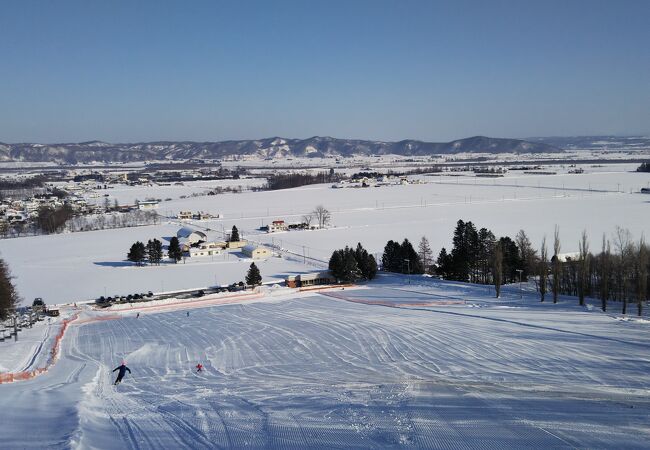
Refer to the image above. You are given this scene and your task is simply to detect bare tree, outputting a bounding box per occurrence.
[301,214,313,228]
[614,226,633,314]
[515,229,537,280]
[599,234,611,312]
[578,230,590,306]
[552,225,561,304]
[492,242,503,298]
[636,236,648,316]
[418,236,433,273]
[539,236,548,302]
[312,205,331,229]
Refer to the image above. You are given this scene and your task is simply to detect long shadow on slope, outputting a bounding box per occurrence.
[324,289,649,350]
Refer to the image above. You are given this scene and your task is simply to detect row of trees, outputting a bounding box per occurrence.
[127,237,183,266]
[538,226,648,315]
[0,258,19,320]
[265,170,342,190]
[36,205,75,234]
[328,243,377,282]
[67,210,160,233]
[382,239,424,274]
[435,220,533,286]
[404,220,648,316]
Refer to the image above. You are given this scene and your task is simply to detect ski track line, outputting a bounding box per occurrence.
[18,320,52,372]
[320,290,649,350]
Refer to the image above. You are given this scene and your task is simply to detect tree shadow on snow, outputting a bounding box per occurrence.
[94,261,134,268]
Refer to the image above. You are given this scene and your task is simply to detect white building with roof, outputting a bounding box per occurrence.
[242,244,271,259]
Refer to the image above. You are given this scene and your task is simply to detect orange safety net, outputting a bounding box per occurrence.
[0,314,78,384]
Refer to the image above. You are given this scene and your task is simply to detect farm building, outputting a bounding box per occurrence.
[242,244,271,259]
[227,239,248,249]
[188,242,224,257]
[137,199,159,210]
[176,227,208,245]
[286,271,335,288]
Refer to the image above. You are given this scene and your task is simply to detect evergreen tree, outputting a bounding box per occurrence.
[381,240,402,272]
[329,245,375,282]
[401,238,424,274]
[498,236,522,284]
[168,236,183,263]
[354,243,377,280]
[478,228,496,284]
[147,239,163,265]
[552,225,561,304]
[230,225,240,242]
[329,249,346,281]
[466,222,480,283]
[436,247,453,279]
[127,241,146,266]
[245,262,262,286]
[342,248,361,282]
[0,258,20,320]
[450,219,468,281]
[364,253,378,280]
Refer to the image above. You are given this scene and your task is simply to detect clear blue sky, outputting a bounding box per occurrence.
[1,0,648,143]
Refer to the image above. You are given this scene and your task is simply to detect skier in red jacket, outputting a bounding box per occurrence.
[195,363,203,372]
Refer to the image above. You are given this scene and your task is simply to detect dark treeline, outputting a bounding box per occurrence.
[435,220,534,286]
[382,239,424,274]
[392,219,649,316]
[265,171,343,190]
[0,258,20,320]
[329,243,377,283]
[127,238,164,266]
[37,205,75,234]
[0,175,47,191]
[636,162,650,172]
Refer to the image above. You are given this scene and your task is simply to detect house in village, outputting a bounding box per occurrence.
[176,227,208,245]
[268,220,288,233]
[242,244,271,259]
[189,241,224,257]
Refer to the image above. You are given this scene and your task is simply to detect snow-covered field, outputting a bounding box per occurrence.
[1,276,648,448]
[1,164,648,305]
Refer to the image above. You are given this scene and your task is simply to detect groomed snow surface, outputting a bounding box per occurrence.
[1,275,649,449]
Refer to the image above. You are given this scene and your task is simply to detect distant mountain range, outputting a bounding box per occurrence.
[0,136,561,164]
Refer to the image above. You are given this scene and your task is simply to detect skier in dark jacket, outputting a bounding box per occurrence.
[113,362,131,385]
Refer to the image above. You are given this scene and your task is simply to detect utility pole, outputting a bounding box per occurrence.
[404,259,411,285]
[13,313,18,342]
[516,269,523,299]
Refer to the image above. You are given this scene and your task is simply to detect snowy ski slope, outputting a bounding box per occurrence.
[1,277,648,449]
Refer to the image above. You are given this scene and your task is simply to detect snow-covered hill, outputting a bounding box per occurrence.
[0,278,648,448]
[0,136,560,163]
